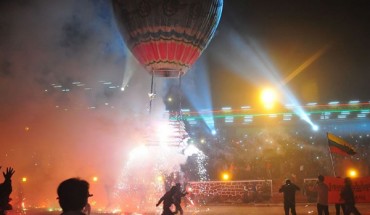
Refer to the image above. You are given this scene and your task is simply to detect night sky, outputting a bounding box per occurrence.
[208,0,370,107]
[0,0,370,208]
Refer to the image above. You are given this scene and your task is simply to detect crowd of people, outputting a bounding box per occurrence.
[183,120,370,182]
[279,175,362,215]
[0,166,190,215]
[0,166,94,215]
[1,165,363,215]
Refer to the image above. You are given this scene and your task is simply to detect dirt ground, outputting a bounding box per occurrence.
[181,203,370,215]
[7,204,370,215]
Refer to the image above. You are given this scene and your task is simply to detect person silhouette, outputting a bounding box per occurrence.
[173,183,188,215]
[335,177,345,215]
[315,175,329,215]
[57,178,92,215]
[156,186,177,215]
[279,179,300,215]
[340,177,361,215]
[0,167,15,215]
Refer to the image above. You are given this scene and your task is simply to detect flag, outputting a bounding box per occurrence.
[327,132,356,156]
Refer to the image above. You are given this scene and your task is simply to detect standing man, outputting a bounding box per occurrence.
[315,175,329,215]
[340,177,361,215]
[279,179,300,215]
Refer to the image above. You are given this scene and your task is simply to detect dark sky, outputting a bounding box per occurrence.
[1,1,370,110]
[209,0,370,107]
[0,0,370,207]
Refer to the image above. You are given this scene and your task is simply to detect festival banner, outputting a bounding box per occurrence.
[315,176,370,203]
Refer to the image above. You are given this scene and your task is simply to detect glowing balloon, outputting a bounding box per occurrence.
[113,0,223,77]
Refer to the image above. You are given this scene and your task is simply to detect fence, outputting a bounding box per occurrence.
[187,180,273,204]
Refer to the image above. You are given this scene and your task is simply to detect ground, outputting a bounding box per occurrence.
[7,203,370,215]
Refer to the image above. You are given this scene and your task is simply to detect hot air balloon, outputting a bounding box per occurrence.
[112,0,223,78]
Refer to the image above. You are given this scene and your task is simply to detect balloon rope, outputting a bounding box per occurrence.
[149,72,154,113]
[178,74,183,121]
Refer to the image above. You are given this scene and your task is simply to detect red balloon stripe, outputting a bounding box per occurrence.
[132,41,201,73]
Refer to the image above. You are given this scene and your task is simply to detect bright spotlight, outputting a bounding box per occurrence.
[347,168,358,178]
[261,88,277,109]
[312,125,319,131]
[22,177,27,182]
[211,129,217,135]
[92,176,98,182]
[222,172,230,181]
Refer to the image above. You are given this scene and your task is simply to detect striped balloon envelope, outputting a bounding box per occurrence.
[113,0,223,77]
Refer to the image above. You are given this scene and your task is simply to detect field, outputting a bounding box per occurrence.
[7,203,370,215]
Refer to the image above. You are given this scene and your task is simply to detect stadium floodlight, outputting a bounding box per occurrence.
[283,113,292,121]
[328,101,339,105]
[211,129,217,135]
[261,88,277,109]
[225,116,234,123]
[347,168,358,178]
[221,172,231,181]
[338,115,347,119]
[312,125,319,131]
[306,102,317,106]
[221,107,232,111]
[243,115,253,123]
[285,104,295,109]
[357,114,366,118]
[349,100,360,105]
[181,109,190,112]
[241,106,251,110]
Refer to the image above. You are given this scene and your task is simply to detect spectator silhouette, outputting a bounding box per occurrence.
[335,177,345,215]
[335,203,345,215]
[279,179,300,215]
[0,167,15,215]
[340,177,361,215]
[173,183,188,215]
[315,175,329,215]
[156,186,177,215]
[57,178,92,215]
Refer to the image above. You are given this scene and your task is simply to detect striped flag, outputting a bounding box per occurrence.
[327,132,356,156]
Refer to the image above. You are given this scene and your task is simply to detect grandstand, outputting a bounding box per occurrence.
[175,100,370,182]
[171,100,370,204]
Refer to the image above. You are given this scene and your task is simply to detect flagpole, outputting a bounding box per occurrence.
[327,132,337,177]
